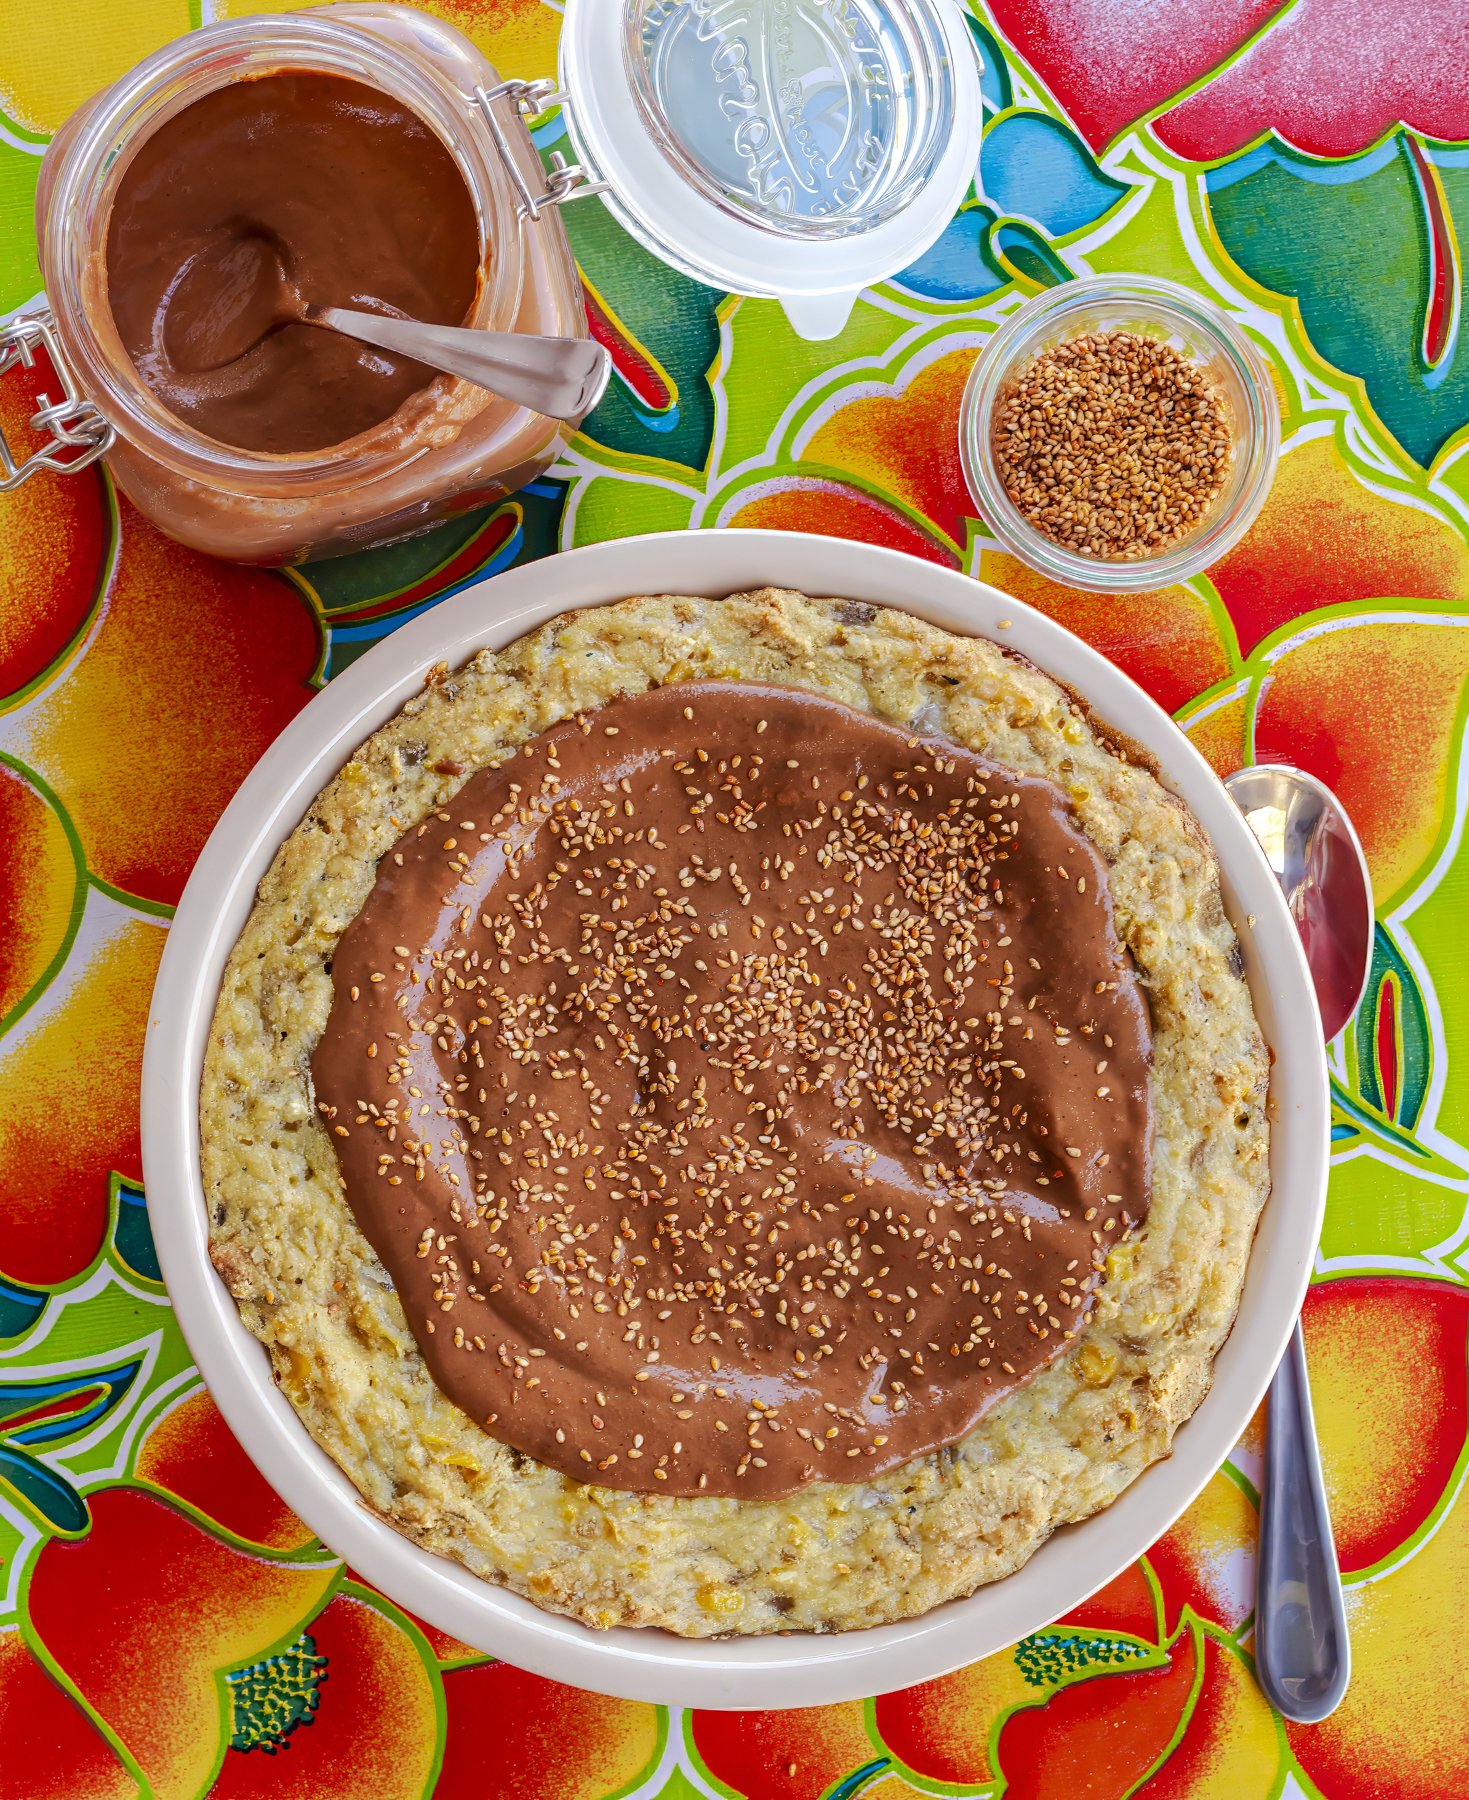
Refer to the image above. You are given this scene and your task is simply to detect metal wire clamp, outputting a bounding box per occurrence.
[0,309,115,492]
[471,79,611,224]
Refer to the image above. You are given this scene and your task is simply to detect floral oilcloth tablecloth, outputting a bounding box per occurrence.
[3,2,1469,1796]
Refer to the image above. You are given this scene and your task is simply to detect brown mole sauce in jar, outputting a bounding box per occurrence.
[105,71,480,454]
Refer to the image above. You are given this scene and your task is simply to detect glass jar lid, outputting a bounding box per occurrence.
[560,0,983,336]
[622,0,956,239]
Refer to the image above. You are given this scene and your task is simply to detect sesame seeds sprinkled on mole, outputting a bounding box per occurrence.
[311,682,1153,1499]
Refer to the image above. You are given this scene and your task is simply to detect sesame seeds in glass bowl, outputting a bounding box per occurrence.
[959,275,1280,593]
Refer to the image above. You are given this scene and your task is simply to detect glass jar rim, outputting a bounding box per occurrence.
[958,274,1281,594]
[39,11,523,495]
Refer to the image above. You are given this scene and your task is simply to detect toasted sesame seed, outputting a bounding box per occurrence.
[997,330,1234,561]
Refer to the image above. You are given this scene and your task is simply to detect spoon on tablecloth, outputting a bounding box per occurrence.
[161,233,610,421]
[1224,763,1370,1725]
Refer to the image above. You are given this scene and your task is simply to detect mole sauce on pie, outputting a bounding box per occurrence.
[312,683,1153,1499]
[106,72,480,454]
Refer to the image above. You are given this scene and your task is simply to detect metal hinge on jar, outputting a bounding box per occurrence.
[472,79,611,224]
[0,309,115,491]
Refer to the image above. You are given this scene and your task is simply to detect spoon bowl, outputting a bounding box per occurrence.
[163,231,299,373]
[1223,763,1373,1039]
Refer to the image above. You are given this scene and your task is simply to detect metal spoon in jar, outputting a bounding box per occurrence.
[161,233,610,421]
[1223,763,1370,1725]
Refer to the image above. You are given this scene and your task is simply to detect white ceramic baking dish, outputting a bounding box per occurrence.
[141,529,1327,1708]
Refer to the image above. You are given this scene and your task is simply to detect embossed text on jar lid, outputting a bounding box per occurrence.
[623,0,955,239]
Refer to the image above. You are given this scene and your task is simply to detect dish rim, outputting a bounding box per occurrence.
[140,528,1327,1709]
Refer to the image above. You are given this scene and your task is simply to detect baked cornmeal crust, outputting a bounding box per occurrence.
[202,590,1270,1637]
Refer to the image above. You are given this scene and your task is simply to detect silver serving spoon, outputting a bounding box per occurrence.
[306,305,610,420]
[1224,763,1370,1724]
[162,234,610,421]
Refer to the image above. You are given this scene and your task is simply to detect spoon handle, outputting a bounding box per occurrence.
[1254,1318,1351,1722]
[317,308,611,421]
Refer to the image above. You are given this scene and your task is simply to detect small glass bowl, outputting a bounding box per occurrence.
[959,275,1279,592]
